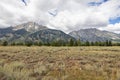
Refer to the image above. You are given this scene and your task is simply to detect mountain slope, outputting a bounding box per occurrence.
[0,22,75,43]
[25,29,75,43]
[69,28,120,42]
[1,22,120,43]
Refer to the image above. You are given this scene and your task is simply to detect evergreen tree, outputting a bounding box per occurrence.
[85,41,90,46]
[56,40,62,46]
[106,40,108,46]
[91,42,94,46]
[0,40,2,46]
[25,41,33,47]
[33,42,39,46]
[69,39,74,46]
[116,43,120,46]
[99,41,101,46]
[11,42,16,46]
[16,42,24,46]
[45,42,50,46]
[74,41,78,46]
[77,39,81,46]
[95,41,99,46]
[38,41,43,46]
[2,41,8,46]
[108,40,112,46]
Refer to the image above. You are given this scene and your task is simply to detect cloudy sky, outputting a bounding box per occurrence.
[0,0,120,33]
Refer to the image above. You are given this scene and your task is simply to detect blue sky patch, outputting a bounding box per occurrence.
[88,0,108,6]
[109,17,120,24]
[103,0,108,2]
[22,0,27,6]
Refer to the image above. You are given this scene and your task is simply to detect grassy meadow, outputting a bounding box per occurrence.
[0,46,120,80]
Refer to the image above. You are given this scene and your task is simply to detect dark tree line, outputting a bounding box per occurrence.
[0,39,119,47]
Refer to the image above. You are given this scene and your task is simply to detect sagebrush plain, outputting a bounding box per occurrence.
[0,46,120,80]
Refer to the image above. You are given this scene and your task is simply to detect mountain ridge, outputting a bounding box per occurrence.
[0,22,120,43]
[69,28,120,42]
[12,22,48,32]
[0,22,75,43]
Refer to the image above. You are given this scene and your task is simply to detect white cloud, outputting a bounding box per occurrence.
[0,0,120,33]
[99,23,120,33]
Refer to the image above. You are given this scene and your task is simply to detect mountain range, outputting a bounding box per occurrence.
[0,22,75,43]
[0,22,120,43]
[69,28,120,42]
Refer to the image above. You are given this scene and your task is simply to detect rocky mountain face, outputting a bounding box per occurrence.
[26,29,75,43]
[1,22,120,43]
[13,22,48,32]
[69,28,120,42]
[0,22,75,43]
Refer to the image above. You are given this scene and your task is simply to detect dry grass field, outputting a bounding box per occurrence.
[0,46,120,80]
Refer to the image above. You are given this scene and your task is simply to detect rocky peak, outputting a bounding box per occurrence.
[12,22,48,32]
